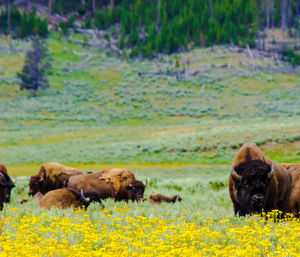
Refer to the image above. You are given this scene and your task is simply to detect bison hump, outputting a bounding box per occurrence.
[233,142,269,166]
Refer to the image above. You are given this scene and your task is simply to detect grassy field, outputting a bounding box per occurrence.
[0,32,299,255]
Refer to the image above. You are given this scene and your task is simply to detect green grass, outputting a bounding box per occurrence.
[8,165,232,220]
[0,31,299,220]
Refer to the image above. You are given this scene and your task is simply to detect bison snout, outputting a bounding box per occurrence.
[252,194,264,202]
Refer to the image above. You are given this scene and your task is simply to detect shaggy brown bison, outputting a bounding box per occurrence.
[39,188,102,210]
[0,163,15,211]
[68,168,147,202]
[281,163,300,217]
[28,162,83,196]
[229,143,291,216]
[99,168,146,201]
[147,194,182,205]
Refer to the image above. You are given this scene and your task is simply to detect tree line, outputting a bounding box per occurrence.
[1,0,299,58]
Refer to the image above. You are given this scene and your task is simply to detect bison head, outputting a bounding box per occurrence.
[0,172,15,203]
[231,160,274,214]
[127,180,147,201]
[28,175,47,196]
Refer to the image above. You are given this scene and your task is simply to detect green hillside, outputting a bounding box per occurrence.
[0,32,299,172]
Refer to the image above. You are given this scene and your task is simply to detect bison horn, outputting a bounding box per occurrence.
[80,189,89,203]
[267,162,274,179]
[231,169,242,181]
[127,177,130,185]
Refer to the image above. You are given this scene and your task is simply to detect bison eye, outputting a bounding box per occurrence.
[243,180,248,186]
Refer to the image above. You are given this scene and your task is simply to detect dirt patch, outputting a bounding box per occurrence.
[261,140,300,151]
[151,126,197,137]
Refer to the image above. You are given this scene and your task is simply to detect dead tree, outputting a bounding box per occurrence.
[281,0,287,42]
[92,0,96,14]
[48,0,52,24]
[6,0,11,36]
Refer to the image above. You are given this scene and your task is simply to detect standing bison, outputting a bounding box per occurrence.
[281,163,300,217]
[229,143,291,216]
[0,163,15,211]
[39,188,102,210]
[68,168,146,202]
[28,162,83,196]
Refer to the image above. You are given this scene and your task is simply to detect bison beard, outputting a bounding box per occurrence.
[229,143,291,216]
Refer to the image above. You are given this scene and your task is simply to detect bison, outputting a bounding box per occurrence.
[0,163,15,211]
[68,168,147,202]
[28,162,83,196]
[229,142,291,216]
[39,188,103,210]
[147,194,182,205]
[281,163,300,217]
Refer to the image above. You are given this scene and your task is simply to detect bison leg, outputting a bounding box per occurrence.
[233,202,245,216]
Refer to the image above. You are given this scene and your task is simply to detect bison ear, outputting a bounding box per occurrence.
[127,184,133,190]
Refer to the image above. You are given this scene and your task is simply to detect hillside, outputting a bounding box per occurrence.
[0,32,299,173]
[0,31,300,257]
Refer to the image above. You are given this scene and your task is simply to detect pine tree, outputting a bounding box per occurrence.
[18,37,51,95]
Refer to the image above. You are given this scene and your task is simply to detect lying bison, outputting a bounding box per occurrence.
[68,168,146,202]
[29,162,83,196]
[0,163,15,211]
[147,194,182,205]
[229,143,291,216]
[281,163,300,217]
[39,188,102,210]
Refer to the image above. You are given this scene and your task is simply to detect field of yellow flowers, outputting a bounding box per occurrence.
[0,205,299,257]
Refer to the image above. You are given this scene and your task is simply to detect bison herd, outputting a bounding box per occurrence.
[0,142,299,217]
[0,162,182,211]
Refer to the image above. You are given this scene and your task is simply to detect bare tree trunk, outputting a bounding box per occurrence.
[287,0,292,36]
[156,0,161,32]
[266,0,271,29]
[257,29,261,50]
[110,0,114,9]
[92,0,96,14]
[208,0,215,20]
[48,0,52,24]
[7,0,11,36]
[281,0,287,43]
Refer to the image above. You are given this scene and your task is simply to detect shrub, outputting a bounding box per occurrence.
[18,38,52,95]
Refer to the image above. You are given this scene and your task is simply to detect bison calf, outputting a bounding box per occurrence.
[39,188,102,210]
[148,194,182,205]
